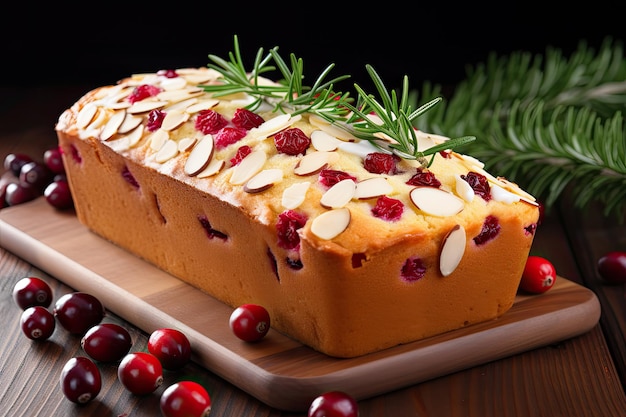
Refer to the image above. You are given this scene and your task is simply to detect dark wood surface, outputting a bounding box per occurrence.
[1,85,625,416]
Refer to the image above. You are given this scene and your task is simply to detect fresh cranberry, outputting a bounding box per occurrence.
[214,126,248,149]
[81,323,133,363]
[60,356,102,404]
[461,171,491,201]
[148,328,192,371]
[274,127,311,155]
[117,352,163,395]
[146,109,166,132]
[400,257,427,282]
[127,84,162,103]
[363,152,396,174]
[21,306,56,340]
[406,168,441,187]
[231,108,265,129]
[195,109,228,134]
[519,256,557,294]
[160,381,212,417]
[53,292,106,335]
[44,179,74,210]
[473,215,500,245]
[318,169,356,188]
[597,251,626,284]
[371,195,404,221]
[5,181,37,205]
[308,391,359,417]
[229,304,271,342]
[43,146,65,175]
[230,145,252,166]
[3,153,33,176]
[276,210,308,249]
[19,161,53,192]
[12,276,53,310]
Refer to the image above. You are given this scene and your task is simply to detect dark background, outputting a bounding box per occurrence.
[2,2,625,96]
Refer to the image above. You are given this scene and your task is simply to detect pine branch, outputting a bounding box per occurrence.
[415,37,626,220]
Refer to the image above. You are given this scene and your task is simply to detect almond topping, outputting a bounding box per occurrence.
[409,187,465,217]
[155,139,179,163]
[100,110,126,141]
[253,114,295,138]
[244,169,284,193]
[281,181,311,209]
[310,130,341,151]
[320,179,356,208]
[440,225,466,276]
[196,157,225,178]
[77,103,98,129]
[311,208,351,240]
[354,177,393,199]
[184,134,214,176]
[117,114,143,134]
[294,151,338,176]
[149,129,169,151]
[127,100,168,114]
[178,137,198,152]
[186,99,220,114]
[161,110,190,131]
[229,150,267,185]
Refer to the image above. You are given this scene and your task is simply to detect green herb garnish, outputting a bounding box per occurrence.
[202,35,475,167]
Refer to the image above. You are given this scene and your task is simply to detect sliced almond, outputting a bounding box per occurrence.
[308,114,356,141]
[244,168,284,193]
[311,208,351,240]
[158,76,188,91]
[440,225,466,276]
[186,99,220,114]
[77,103,98,129]
[149,129,169,151]
[320,179,356,208]
[126,124,144,148]
[337,140,381,159]
[455,174,475,202]
[281,181,311,209]
[229,150,267,185]
[196,157,225,178]
[117,114,143,134]
[409,187,465,217]
[155,139,179,163]
[184,134,214,176]
[161,110,190,131]
[294,151,338,176]
[354,177,393,199]
[127,100,168,114]
[253,114,293,138]
[163,97,199,113]
[100,110,126,141]
[310,130,341,151]
[178,137,198,152]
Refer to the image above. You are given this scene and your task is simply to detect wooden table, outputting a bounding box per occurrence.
[1,85,625,416]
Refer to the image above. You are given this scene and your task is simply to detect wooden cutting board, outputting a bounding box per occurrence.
[0,198,601,412]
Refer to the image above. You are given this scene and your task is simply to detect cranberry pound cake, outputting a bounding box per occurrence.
[55,39,540,357]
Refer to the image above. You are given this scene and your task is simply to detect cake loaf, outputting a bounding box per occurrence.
[55,44,540,358]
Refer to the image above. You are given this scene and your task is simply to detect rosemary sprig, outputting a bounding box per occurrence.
[414,37,626,220]
[202,36,475,165]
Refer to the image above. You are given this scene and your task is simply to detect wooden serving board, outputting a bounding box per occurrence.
[0,198,601,412]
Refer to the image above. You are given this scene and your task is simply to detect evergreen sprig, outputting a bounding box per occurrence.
[202,35,474,165]
[415,38,626,220]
